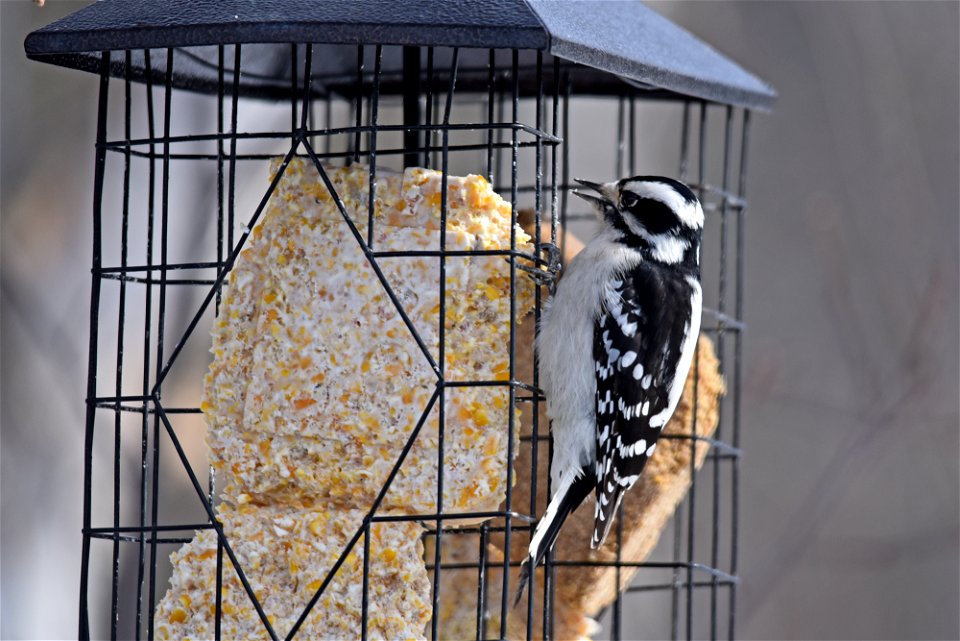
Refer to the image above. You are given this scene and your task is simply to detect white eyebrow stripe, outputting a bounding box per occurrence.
[621,181,704,229]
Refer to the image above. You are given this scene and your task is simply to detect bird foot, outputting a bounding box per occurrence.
[516,242,561,294]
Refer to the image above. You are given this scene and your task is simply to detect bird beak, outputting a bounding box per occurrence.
[573,179,616,213]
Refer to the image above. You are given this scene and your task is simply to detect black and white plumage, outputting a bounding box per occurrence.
[516,176,703,602]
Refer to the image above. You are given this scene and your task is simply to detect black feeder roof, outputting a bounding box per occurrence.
[24,0,776,110]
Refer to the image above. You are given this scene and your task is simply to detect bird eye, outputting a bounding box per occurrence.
[620,193,639,210]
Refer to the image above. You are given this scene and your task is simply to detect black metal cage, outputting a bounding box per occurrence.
[26,2,774,640]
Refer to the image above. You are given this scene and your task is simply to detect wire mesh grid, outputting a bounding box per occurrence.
[79,43,751,641]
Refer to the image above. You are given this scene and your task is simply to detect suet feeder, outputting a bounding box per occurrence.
[26,2,774,639]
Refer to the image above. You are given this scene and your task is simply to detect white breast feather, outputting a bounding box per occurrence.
[537,227,642,488]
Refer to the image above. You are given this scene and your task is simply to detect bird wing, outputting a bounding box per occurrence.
[591,264,693,548]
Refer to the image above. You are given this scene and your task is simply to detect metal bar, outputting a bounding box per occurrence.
[616,96,625,179]
[85,509,554,532]
[702,308,746,331]
[101,273,219,286]
[614,89,639,641]
[147,48,176,640]
[290,43,298,144]
[135,47,157,640]
[679,101,691,183]
[548,560,739,579]
[550,57,560,250]
[370,509,534,524]
[88,394,203,404]
[525,50,545,641]
[499,47,521,639]
[216,31,228,315]
[367,46,382,249]
[657,434,742,457]
[220,46,241,638]
[613,513,625,641]
[685,100,709,641]
[299,44,314,132]
[710,104,734,641]
[431,92,441,168]
[228,44,241,257]
[353,45,363,164]
[543,56,562,641]
[558,79,570,275]
[516,431,741,455]
[402,46,421,168]
[92,401,201,415]
[212,43,226,515]
[361,525,371,641]
[730,108,751,641]
[424,47,434,168]
[99,120,562,150]
[324,86,332,156]
[620,84,642,641]
[547,75,571,641]
[89,533,196,545]
[629,90,637,174]
[371,247,540,260]
[87,523,215,535]
[486,49,495,183]
[495,77,505,187]
[215,536,223,641]
[476,522,490,641]
[684,183,748,208]
[531,47,545,512]
[153,402,280,641]
[414,562,737,580]
[79,49,110,641]
[111,138,559,163]
[110,52,133,641]
[303,45,315,145]
[377,557,742,577]
[431,46,460,641]
[671,97,692,641]
[162,55,638,93]
[102,261,227,273]
[627,579,738,594]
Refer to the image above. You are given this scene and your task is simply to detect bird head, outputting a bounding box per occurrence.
[573,176,703,266]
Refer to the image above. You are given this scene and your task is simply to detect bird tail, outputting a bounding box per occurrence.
[591,486,625,549]
[514,468,594,606]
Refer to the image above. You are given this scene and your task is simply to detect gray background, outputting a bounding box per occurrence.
[2,1,957,639]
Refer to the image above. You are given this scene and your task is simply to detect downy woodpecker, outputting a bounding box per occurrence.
[517,176,704,601]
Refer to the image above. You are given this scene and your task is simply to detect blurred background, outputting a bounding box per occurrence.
[2,1,957,640]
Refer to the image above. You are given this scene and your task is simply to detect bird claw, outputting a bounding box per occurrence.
[515,243,562,294]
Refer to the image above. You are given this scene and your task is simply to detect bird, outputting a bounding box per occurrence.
[515,175,704,603]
